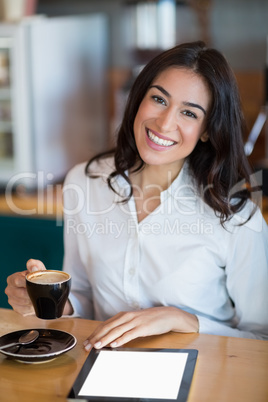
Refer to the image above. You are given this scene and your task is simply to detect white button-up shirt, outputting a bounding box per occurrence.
[63,157,268,340]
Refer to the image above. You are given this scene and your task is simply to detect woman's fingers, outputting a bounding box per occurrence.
[5,271,33,315]
[84,307,199,352]
[8,300,35,316]
[26,258,46,272]
[6,270,27,287]
[5,259,46,316]
[106,325,145,349]
[84,308,175,351]
[84,312,135,350]
[93,319,138,349]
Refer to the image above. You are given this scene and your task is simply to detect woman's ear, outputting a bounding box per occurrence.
[200,132,209,142]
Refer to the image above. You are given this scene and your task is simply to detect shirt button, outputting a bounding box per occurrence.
[129,268,135,276]
[132,302,140,309]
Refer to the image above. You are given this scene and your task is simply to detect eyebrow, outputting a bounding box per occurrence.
[149,84,207,115]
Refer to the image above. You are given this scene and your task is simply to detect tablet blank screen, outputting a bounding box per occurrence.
[78,349,188,400]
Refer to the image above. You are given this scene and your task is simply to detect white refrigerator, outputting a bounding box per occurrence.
[0,14,108,190]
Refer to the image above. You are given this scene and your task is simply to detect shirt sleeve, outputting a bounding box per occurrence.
[198,208,268,340]
[62,165,94,319]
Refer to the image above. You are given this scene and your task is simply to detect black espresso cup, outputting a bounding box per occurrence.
[26,270,71,319]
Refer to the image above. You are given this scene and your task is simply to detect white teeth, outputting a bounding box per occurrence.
[147,130,175,147]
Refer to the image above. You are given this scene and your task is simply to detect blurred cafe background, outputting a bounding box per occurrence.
[0,0,267,308]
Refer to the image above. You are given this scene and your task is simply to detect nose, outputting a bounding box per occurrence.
[155,107,178,132]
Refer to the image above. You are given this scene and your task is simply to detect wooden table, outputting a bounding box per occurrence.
[0,308,267,402]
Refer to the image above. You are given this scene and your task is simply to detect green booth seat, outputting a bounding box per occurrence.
[0,215,64,309]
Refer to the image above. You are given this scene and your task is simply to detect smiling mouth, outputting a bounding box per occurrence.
[147,129,176,147]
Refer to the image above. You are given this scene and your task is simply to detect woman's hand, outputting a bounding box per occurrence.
[84,306,199,351]
[5,258,46,316]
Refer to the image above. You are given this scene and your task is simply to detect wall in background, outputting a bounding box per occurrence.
[37,0,268,71]
[211,0,268,71]
[36,0,268,163]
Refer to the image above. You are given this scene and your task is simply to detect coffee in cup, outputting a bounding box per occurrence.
[26,270,71,319]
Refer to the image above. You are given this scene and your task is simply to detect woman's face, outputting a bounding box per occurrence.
[133,67,211,170]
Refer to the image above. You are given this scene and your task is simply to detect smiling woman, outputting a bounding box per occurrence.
[5,42,268,347]
[88,42,253,226]
[133,67,210,171]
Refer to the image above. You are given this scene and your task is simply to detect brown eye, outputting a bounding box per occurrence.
[152,95,166,106]
[182,110,197,119]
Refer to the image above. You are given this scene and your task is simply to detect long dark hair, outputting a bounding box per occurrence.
[86,41,254,225]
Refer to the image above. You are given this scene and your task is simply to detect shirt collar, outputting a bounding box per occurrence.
[161,160,197,203]
[114,159,197,205]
